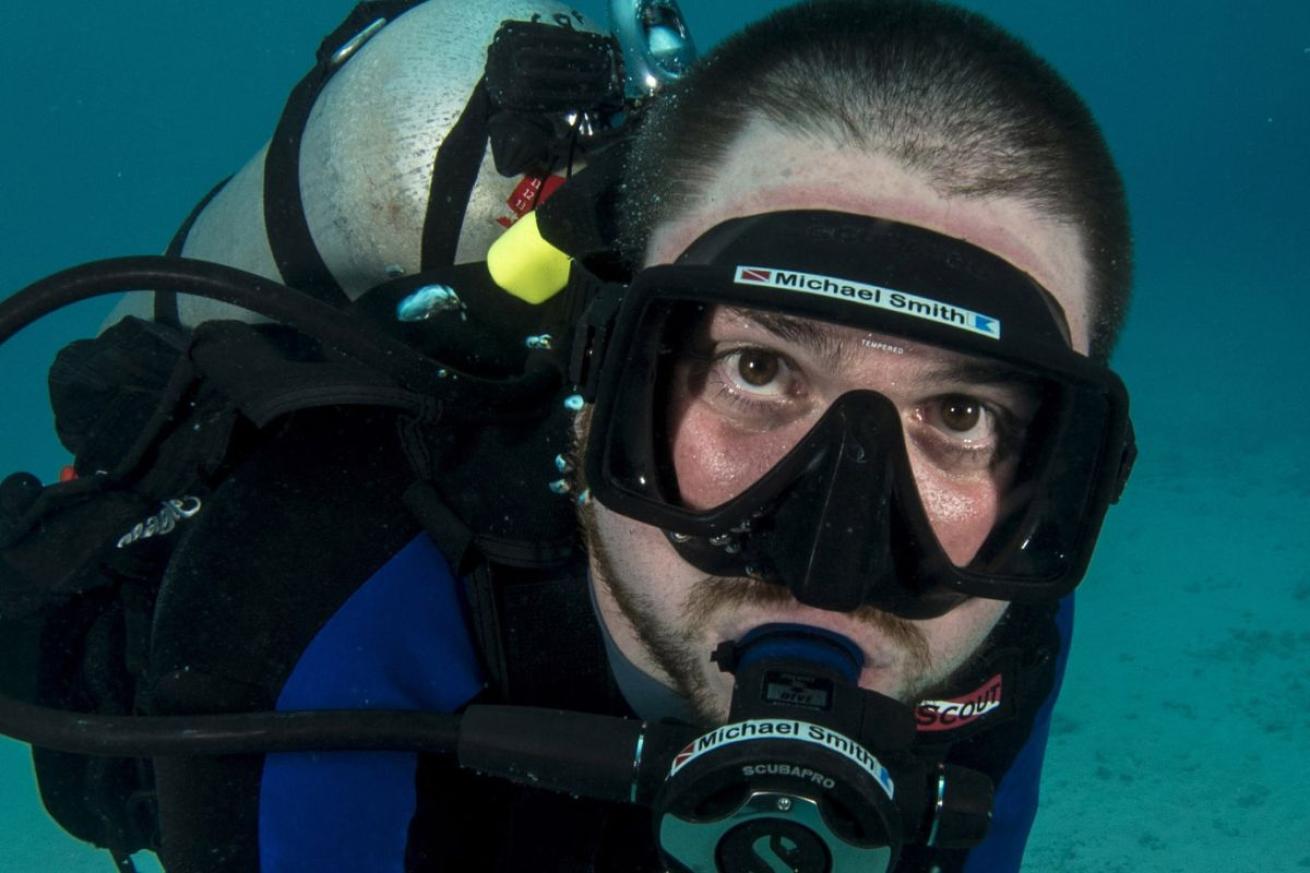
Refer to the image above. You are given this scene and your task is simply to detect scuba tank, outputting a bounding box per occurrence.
[102,0,695,328]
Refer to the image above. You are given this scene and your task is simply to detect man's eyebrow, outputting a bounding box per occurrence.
[726,308,856,371]
[722,308,1044,392]
[918,361,1045,392]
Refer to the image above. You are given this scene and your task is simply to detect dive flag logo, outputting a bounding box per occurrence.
[670,742,696,775]
[739,268,773,283]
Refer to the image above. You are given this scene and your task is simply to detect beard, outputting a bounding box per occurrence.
[579,498,938,724]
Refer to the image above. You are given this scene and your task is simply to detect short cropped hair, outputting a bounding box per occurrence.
[619,0,1132,360]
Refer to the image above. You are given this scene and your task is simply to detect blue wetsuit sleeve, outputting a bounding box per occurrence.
[258,534,484,873]
[963,594,1075,873]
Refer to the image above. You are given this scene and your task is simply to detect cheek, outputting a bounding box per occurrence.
[592,502,692,616]
[669,403,801,510]
[921,595,1009,673]
[912,469,999,566]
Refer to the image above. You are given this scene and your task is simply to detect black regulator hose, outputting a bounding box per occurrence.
[0,256,561,413]
[0,629,993,871]
[0,688,692,806]
[0,691,461,757]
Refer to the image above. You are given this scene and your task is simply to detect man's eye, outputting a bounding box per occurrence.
[911,392,1026,474]
[938,395,984,434]
[921,393,996,444]
[733,348,783,389]
[719,348,793,396]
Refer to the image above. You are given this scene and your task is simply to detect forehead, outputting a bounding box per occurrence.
[645,119,1093,354]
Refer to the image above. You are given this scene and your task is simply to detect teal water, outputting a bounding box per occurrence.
[2,1,1307,870]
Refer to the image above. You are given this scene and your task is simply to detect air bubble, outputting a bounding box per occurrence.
[396,284,465,322]
[564,394,585,412]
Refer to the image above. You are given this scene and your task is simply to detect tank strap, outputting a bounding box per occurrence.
[400,469,622,712]
[262,1,424,304]
[421,78,493,269]
[155,175,232,326]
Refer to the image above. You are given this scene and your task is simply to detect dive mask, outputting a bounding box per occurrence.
[575,210,1135,619]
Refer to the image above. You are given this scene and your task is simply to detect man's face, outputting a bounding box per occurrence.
[584,120,1092,723]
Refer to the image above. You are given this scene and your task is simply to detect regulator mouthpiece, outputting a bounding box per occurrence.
[652,625,993,872]
[655,625,907,873]
[609,0,697,99]
[718,623,865,686]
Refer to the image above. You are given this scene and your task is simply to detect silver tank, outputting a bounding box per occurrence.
[106,0,603,326]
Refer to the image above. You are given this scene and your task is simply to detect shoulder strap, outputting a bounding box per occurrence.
[397,394,628,714]
[188,320,439,427]
[464,556,625,713]
[263,1,425,303]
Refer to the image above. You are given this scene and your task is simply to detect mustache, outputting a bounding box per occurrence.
[681,572,932,671]
[578,482,932,673]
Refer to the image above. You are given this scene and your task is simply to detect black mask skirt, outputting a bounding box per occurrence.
[582,210,1135,619]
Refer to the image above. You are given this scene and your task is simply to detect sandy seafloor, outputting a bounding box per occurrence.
[1,1,1306,870]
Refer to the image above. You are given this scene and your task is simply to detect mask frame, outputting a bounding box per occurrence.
[577,211,1135,617]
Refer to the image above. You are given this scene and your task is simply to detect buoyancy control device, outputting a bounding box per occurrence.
[0,1,675,869]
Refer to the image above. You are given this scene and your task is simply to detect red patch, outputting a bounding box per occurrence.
[915,673,1004,732]
[671,743,695,771]
[738,268,773,283]
[496,174,567,228]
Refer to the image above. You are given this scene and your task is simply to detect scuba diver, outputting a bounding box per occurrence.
[0,1,1137,871]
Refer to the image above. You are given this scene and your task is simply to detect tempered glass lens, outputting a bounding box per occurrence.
[600,297,1114,577]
